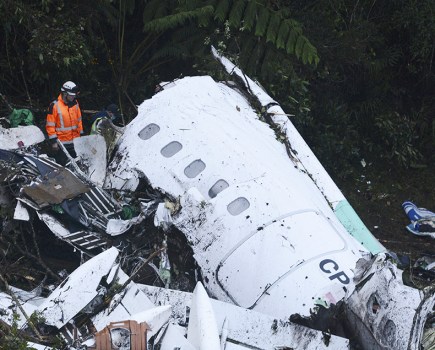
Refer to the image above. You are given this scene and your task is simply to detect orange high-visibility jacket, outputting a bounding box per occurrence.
[46,94,83,144]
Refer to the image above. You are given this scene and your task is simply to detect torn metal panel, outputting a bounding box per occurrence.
[0,291,43,328]
[126,305,172,341]
[13,200,30,221]
[22,167,89,207]
[345,254,435,350]
[212,47,385,255]
[37,212,107,253]
[91,271,156,332]
[1,148,123,237]
[74,135,107,186]
[23,154,62,176]
[8,286,45,307]
[159,324,196,350]
[187,282,221,349]
[106,214,145,236]
[1,249,349,349]
[0,148,26,166]
[37,247,119,328]
[140,283,350,349]
[1,147,129,251]
[106,75,368,319]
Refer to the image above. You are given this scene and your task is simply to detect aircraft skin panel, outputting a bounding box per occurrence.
[108,78,350,224]
[0,125,45,150]
[37,247,119,328]
[251,251,357,316]
[216,210,348,308]
[107,75,371,318]
[213,47,386,255]
[174,186,360,316]
[107,76,288,196]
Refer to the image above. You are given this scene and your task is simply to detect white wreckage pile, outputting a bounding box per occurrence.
[0,49,434,349]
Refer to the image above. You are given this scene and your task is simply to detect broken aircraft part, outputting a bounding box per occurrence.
[103,54,434,349]
[0,248,349,349]
[0,51,434,349]
[212,46,385,255]
[0,125,45,150]
[105,73,369,318]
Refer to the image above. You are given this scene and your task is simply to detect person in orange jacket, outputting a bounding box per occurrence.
[46,81,83,165]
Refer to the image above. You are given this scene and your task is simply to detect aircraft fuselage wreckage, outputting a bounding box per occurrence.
[0,49,433,349]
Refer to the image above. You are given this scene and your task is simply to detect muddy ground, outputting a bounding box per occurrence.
[333,162,434,261]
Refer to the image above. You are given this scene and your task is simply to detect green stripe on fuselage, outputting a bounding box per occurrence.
[335,200,385,254]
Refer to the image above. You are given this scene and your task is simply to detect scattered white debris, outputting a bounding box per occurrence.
[0,125,44,149]
[38,247,119,328]
[346,254,435,349]
[74,135,107,186]
[13,200,30,221]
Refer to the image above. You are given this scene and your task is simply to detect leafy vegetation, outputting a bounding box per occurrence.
[0,0,433,170]
[0,1,434,346]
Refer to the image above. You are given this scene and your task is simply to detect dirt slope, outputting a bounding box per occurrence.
[335,163,434,260]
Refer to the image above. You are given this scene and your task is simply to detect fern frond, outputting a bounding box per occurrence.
[294,35,305,59]
[255,9,270,36]
[276,20,290,49]
[228,0,246,28]
[303,42,319,65]
[243,1,257,31]
[266,12,281,44]
[144,6,214,31]
[286,28,300,54]
[160,0,319,66]
[214,0,230,22]
[143,0,170,23]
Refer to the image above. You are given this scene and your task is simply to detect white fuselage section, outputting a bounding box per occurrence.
[106,76,368,318]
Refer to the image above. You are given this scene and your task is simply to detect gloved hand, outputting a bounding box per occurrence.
[51,142,59,151]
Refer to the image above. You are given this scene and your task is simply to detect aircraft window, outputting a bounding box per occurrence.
[227,197,250,215]
[138,123,160,140]
[184,159,206,178]
[161,141,182,157]
[208,179,229,198]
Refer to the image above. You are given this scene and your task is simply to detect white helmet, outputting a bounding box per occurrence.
[61,81,79,96]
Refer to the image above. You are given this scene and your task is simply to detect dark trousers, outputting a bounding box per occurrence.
[51,143,77,166]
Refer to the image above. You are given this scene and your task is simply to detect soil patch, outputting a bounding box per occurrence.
[333,162,434,260]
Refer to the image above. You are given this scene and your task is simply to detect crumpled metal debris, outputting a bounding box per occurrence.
[0,247,350,349]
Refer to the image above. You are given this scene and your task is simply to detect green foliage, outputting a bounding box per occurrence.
[28,19,91,80]
[275,0,435,170]
[228,0,245,27]
[373,112,423,166]
[0,313,28,350]
[0,0,433,169]
[392,0,435,75]
[215,0,231,22]
[144,6,215,31]
[0,308,63,349]
[143,0,318,66]
[243,1,257,30]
